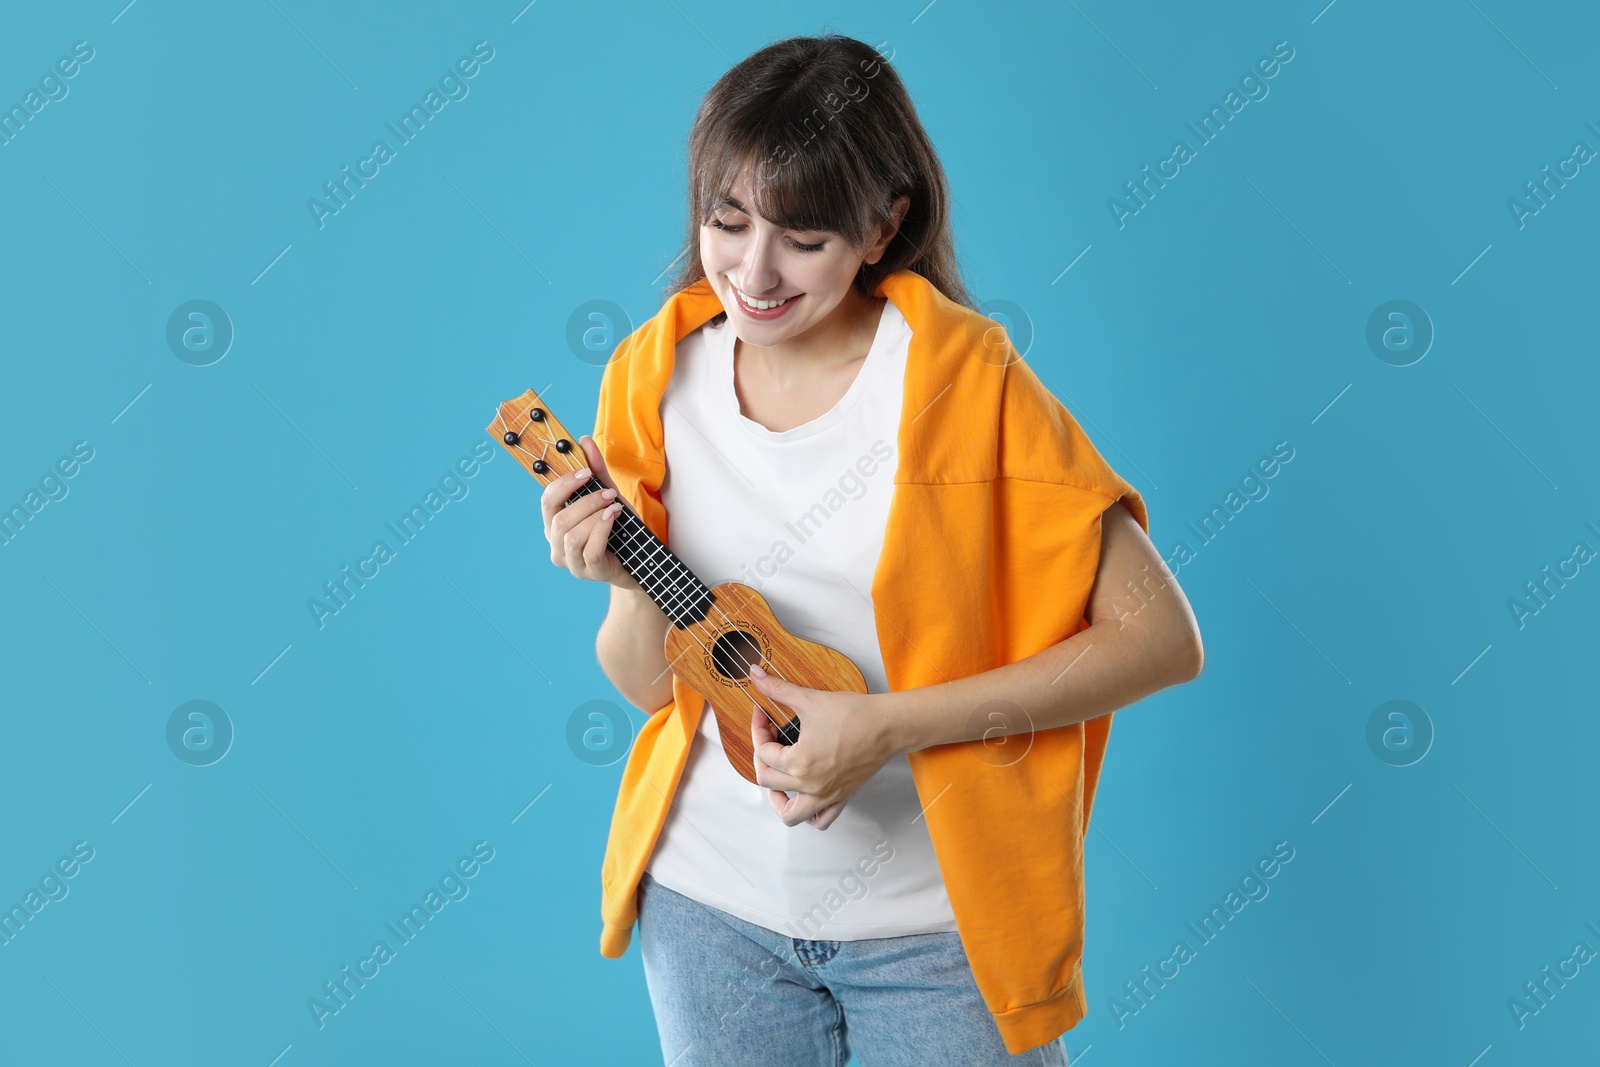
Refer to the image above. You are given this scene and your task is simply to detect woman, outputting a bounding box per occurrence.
[540,34,1203,1067]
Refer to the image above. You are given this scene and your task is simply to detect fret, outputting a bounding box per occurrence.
[570,476,714,627]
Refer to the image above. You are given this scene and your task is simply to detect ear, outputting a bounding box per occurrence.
[863,194,911,266]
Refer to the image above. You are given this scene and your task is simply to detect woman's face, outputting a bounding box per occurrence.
[698,178,903,347]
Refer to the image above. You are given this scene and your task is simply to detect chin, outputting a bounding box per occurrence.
[738,322,798,346]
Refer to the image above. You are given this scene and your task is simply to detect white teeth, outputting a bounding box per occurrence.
[735,286,792,311]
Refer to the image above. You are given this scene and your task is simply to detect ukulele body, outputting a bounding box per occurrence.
[665,581,868,786]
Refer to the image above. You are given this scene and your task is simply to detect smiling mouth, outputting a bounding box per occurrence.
[730,283,803,314]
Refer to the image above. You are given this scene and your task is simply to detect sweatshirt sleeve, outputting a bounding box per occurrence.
[996,356,1148,535]
[990,354,1149,824]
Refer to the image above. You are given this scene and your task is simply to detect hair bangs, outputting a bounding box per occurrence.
[699,129,876,249]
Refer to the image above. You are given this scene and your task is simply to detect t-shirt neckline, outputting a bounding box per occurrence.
[717,299,898,442]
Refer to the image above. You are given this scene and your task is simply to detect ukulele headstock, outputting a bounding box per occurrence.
[486,387,587,487]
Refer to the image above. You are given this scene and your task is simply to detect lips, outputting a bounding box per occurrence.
[730,283,802,321]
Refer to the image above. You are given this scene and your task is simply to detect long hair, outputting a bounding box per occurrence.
[665,34,975,311]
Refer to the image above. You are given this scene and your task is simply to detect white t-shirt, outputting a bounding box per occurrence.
[644,298,958,941]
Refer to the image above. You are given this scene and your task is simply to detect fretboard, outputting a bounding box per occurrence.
[566,477,716,628]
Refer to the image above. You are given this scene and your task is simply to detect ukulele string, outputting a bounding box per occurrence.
[496,405,788,737]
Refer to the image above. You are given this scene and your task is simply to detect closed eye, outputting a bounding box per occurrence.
[708,216,826,253]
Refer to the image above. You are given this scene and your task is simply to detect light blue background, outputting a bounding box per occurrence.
[1,1,1596,1064]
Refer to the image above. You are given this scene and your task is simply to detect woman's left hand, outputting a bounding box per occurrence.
[747,664,898,831]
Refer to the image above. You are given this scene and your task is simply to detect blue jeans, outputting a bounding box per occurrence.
[637,871,1070,1067]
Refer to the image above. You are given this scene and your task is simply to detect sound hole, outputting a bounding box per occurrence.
[710,629,762,681]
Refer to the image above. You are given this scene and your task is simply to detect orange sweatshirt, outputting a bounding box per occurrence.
[590,267,1147,1054]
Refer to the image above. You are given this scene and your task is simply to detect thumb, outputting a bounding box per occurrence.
[578,435,618,492]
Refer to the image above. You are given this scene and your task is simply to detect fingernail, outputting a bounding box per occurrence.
[576,466,592,480]
[602,488,618,500]
[749,664,766,678]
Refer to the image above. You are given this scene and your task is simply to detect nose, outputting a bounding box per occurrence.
[736,229,783,295]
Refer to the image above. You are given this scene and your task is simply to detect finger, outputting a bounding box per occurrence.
[580,498,623,571]
[769,789,804,825]
[754,759,801,792]
[750,707,773,776]
[752,737,799,785]
[801,798,839,828]
[541,459,597,526]
[774,792,830,828]
[750,705,782,759]
[751,710,801,790]
[749,679,802,768]
[750,702,773,743]
[751,708,783,789]
[554,485,619,551]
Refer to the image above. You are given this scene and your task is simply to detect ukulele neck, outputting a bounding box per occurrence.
[568,476,716,628]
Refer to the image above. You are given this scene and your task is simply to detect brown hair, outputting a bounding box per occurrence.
[665,34,975,311]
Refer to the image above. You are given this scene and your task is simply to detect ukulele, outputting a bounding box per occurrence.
[487,387,868,786]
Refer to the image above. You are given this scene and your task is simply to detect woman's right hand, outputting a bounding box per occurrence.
[542,434,634,590]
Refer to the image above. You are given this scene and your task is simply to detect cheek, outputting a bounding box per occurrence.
[698,228,728,266]
[797,251,859,294]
